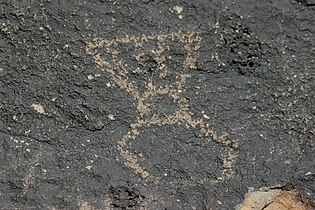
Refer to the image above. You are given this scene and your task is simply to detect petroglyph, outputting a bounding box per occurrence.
[86,31,239,182]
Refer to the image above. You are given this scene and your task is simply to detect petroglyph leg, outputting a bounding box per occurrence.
[117,121,149,179]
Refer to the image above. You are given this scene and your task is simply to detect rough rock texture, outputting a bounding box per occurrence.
[237,188,315,210]
[0,0,314,209]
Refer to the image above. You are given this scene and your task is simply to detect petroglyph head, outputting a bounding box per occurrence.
[86,31,201,90]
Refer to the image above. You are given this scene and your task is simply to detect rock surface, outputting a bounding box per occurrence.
[0,0,314,209]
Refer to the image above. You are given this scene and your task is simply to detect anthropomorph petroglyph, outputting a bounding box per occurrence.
[86,31,239,182]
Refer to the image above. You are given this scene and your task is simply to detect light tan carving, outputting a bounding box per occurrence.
[86,31,239,182]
